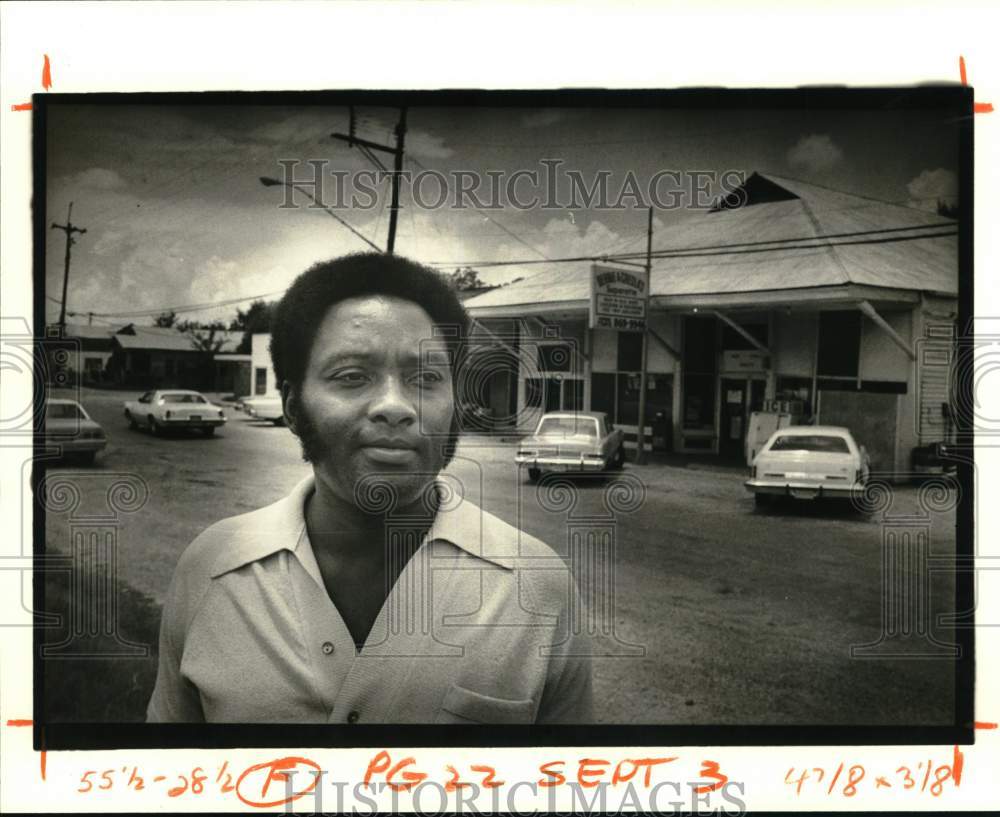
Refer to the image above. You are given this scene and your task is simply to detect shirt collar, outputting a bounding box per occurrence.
[209,474,514,578]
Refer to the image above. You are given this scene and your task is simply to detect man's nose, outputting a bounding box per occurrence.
[368,375,417,425]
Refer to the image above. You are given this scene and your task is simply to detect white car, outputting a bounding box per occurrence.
[242,395,285,425]
[745,425,870,509]
[44,398,107,463]
[123,389,226,436]
[515,411,626,482]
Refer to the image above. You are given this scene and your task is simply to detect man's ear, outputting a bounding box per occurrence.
[280,381,300,434]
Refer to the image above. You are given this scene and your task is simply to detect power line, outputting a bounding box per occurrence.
[426,221,957,268]
[408,156,551,261]
[66,289,288,320]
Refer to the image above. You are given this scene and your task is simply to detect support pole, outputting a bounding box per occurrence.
[52,202,87,330]
[386,107,407,254]
[635,207,653,464]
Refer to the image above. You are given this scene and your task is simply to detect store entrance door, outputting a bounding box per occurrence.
[720,377,766,460]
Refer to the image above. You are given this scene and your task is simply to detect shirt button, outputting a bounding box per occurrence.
[347,711,360,724]
[321,641,335,655]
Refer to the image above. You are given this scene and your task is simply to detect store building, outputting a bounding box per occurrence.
[462,173,959,477]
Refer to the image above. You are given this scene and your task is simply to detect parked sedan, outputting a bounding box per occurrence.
[242,395,285,425]
[44,398,107,463]
[745,425,870,509]
[123,390,226,436]
[515,410,625,482]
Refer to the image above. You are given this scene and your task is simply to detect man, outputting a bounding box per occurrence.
[147,252,593,723]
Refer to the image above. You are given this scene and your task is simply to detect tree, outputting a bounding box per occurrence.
[937,199,959,220]
[178,320,227,391]
[448,267,485,291]
[183,320,228,353]
[230,299,275,354]
[154,310,177,328]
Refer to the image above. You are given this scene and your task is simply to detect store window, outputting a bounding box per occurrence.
[683,316,718,430]
[817,311,861,378]
[617,332,643,372]
[617,373,672,427]
[682,373,715,429]
[538,343,573,372]
[525,378,543,409]
[563,379,584,410]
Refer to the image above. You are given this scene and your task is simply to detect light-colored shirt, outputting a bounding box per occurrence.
[147,475,593,723]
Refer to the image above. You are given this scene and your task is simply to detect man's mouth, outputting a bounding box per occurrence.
[361,439,419,464]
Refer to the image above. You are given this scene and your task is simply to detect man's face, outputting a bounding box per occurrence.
[287,294,455,511]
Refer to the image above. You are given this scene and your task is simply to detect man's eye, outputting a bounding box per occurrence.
[412,370,445,386]
[329,370,370,385]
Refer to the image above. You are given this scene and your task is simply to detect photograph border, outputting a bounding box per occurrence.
[31,86,975,751]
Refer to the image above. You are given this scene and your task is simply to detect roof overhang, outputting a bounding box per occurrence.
[465,284,948,319]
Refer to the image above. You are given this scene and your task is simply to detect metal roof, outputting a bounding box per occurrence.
[113,325,242,353]
[463,172,957,313]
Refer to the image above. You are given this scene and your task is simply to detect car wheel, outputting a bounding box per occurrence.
[202,426,216,436]
[146,415,160,436]
[614,446,626,469]
[527,467,541,483]
[754,493,773,511]
[272,417,286,427]
[125,410,138,430]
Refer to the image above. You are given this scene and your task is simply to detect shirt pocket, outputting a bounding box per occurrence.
[436,684,536,724]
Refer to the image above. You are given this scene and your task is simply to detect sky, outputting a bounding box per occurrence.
[44,99,961,328]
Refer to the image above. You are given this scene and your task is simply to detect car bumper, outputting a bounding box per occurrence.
[45,437,107,453]
[515,455,607,472]
[162,417,226,427]
[744,479,858,499]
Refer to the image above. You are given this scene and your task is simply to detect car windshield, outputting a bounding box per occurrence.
[770,434,850,453]
[537,417,598,437]
[46,403,83,420]
[161,393,207,404]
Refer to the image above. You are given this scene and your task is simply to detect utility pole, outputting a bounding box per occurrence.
[635,206,654,465]
[51,202,87,330]
[332,106,408,254]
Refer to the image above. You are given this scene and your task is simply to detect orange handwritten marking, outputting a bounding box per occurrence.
[953,744,964,787]
[960,55,995,114]
[538,760,566,787]
[577,758,610,788]
[13,53,52,111]
[470,764,504,789]
[610,757,678,787]
[235,756,321,809]
[695,759,729,794]
[974,721,998,729]
[6,719,33,726]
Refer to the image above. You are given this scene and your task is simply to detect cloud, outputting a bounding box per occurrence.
[905,168,958,212]
[249,111,349,146]
[786,134,844,174]
[521,110,565,129]
[73,167,127,191]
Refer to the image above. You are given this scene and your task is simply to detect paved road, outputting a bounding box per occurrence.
[44,388,959,725]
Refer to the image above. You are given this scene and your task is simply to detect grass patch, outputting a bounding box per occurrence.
[41,550,162,722]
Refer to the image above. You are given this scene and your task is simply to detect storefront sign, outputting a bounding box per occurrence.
[722,349,768,373]
[590,264,649,332]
